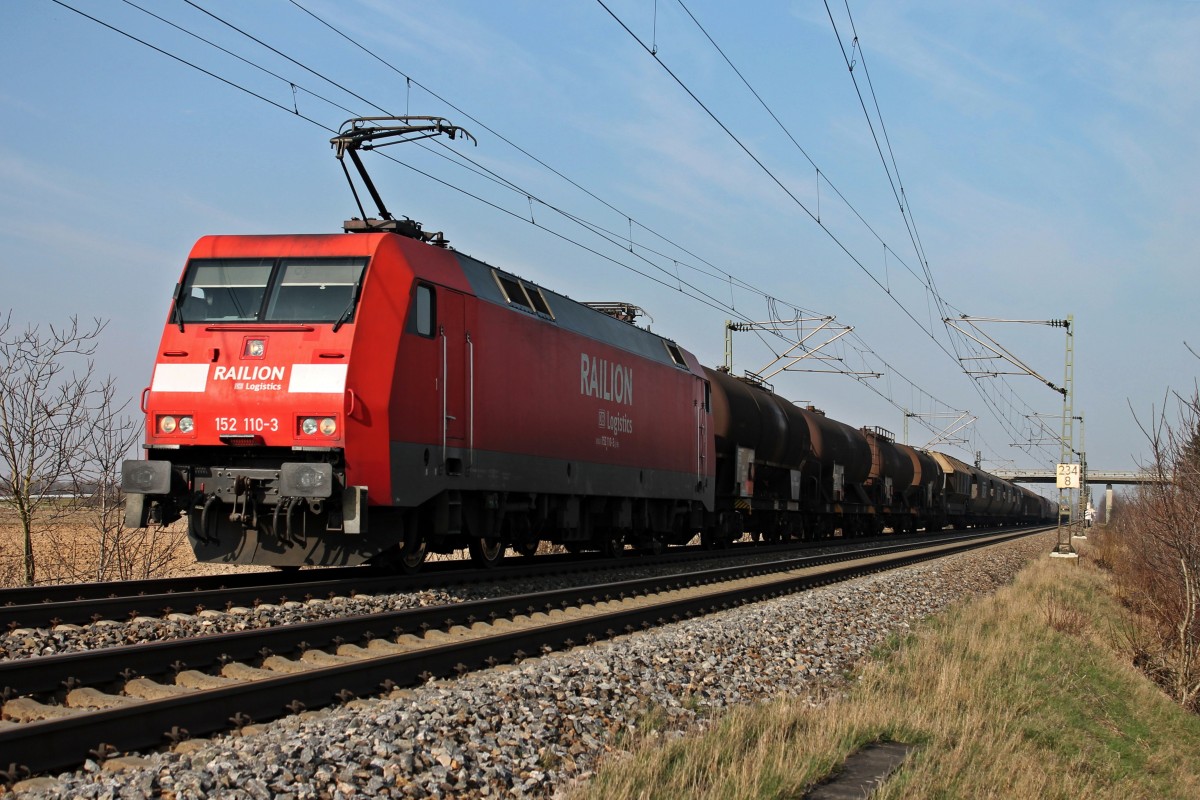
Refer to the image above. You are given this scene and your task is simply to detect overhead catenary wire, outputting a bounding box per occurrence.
[64,0,987,454]
[593,0,969,369]
[673,0,929,292]
[284,0,793,314]
[824,0,1065,463]
[670,0,1037,462]
[607,0,1061,467]
[117,0,359,120]
[48,0,333,131]
[287,0,982,438]
[50,0,1030,461]
[822,0,938,300]
[46,1,766,331]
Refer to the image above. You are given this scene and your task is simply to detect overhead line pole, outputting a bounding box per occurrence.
[1053,315,1077,556]
[943,314,1077,558]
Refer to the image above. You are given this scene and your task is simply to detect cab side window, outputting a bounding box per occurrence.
[415,285,436,337]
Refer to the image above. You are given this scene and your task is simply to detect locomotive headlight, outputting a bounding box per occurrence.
[319,417,337,436]
[301,417,318,435]
[178,416,194,434]
[159,416,177,434]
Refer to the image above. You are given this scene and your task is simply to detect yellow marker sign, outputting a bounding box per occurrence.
[1056,463,1081,489]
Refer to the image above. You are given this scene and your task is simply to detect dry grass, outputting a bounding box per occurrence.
[0,507,569,586]
[0,506,264,587]
[575,541,1200,800]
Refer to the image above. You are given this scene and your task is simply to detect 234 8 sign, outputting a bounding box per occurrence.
[1056,463,1081,489]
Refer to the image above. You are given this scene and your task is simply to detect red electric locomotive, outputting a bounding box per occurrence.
[122,119,714,570]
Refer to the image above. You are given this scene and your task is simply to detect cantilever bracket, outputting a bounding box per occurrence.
[944,316,1066,396]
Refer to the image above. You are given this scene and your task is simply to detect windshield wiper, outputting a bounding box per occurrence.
[332,283,362,332]
[168,282,185,332]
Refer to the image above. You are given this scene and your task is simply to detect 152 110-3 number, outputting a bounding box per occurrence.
[215,417,280,433]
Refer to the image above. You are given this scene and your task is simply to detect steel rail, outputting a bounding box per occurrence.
[0,529,1020,696]
[0,545,694,609]
[0,531,983,629]
[0,545,750,628]
[2,535,849,611]
[0,529,1043,778]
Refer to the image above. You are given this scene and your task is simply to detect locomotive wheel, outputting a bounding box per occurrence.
[370,533,428,574]
[468,536,504,568]
[398,535,428,574]
[599,531,624,559]
[513,538,539,558]
[637,536,665,556]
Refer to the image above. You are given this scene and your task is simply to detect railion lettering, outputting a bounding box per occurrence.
[580,353,633,406]
[213,365,286,382]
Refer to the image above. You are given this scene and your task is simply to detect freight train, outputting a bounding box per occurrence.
[121,118,1054,571]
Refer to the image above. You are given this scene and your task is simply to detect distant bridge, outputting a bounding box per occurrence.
[992,469,1154,485]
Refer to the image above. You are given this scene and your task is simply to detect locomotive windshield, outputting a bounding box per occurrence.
[177,257,368,325]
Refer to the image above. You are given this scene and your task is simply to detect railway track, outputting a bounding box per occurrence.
[0,531,984,630]
[0,528,1044,781]
[0,544,781,631]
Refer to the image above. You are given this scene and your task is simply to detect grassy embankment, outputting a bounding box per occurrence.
[576,540,1200,799]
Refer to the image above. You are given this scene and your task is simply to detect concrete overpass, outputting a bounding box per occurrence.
[993,468,1152,529]
[992,469,1154,485]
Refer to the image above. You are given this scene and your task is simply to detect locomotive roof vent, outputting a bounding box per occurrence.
[584,302,645,324]
[332,116,475,249]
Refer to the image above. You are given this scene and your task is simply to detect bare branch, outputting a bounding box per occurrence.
[0,313,114,585]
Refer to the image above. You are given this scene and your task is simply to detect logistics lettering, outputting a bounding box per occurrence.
[598,408,633,435]
[580,353,633,406]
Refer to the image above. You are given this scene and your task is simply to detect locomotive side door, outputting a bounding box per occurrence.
[696,377,711,491]
[439,289,471,474]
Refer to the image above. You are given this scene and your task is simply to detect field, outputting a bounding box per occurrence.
[0,506,264,587]
[576,537,1200,799]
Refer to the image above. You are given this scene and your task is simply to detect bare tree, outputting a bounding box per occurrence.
[1115,380,1200,711]
[0,313,108,586]
[77,386,183,581]
[82,389,143,581]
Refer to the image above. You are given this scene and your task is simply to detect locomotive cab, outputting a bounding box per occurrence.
[122,235,398,567]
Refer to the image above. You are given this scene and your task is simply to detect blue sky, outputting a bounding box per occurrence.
[3,0,1197,482]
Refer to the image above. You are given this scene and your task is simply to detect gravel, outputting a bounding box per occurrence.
[9,532,1053,798]
[0,533,978,663]
[0,590,464,662]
